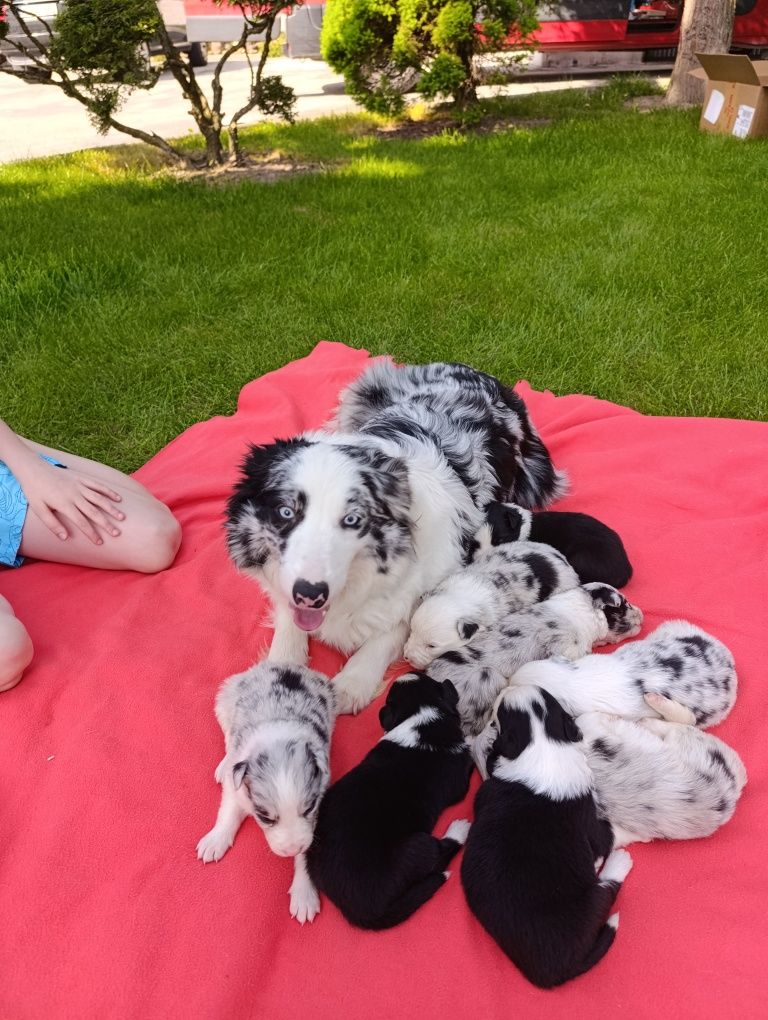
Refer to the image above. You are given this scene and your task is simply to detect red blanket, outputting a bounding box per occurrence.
[1,342,765,1019]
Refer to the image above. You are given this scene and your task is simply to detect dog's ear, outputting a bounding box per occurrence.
[458,619,479,642]
[493,702,533,761]
[441,679,459,708]
[232,760,249,789]
[540,689,582,744]
[586,583,624,610]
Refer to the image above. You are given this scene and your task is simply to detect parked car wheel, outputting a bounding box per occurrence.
[188,41,208,68]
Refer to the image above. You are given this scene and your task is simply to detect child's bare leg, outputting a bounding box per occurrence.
[0,595,33,692]
[18,443,181,574]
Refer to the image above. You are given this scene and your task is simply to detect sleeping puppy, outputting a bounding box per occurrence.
[427,583,643,736]
[404,541,579,668]
[462,685,633,989]
[579,703,747,846]
[509,619,737,727]
[305,673,473,930]
[196,662,335,924]
[483,502,633,589]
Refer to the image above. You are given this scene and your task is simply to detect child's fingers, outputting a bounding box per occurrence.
[75,475,123,503]
[33,504,69,541]
[80,486,125,522]
[79,499,121,538]
[69,505,104,545]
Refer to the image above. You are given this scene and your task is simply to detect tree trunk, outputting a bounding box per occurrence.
[666,0,738,106]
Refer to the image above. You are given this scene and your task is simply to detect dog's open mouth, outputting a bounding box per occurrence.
[291,606,328,632]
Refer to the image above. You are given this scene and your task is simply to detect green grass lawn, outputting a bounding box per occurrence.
[1,78,766,471]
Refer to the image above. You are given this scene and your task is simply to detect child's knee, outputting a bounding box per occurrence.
[133,506,182,574]
[0,616,34,692]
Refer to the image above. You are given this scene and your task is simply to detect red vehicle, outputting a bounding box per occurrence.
[532,1,768,63]
[180,1,768,65]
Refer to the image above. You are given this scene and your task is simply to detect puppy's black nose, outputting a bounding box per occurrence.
[292,579,329,608]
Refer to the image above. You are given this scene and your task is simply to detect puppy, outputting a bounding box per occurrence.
[579,704,747,846]
[462,685,633,989]
[509,619,737,727]
[427,583,643,736]
[196,662,335,924]
[483,502,633,589]
[404,540,579,667]
[305,673,473,930]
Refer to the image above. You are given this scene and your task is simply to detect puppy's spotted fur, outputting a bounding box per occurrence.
[509,619,737,727]
[578,708,747,845]
[196,663,335,924]
[404,540,580,668]
[427,583,643,736]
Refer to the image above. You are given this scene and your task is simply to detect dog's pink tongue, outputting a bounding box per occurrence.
[292,607,327,632]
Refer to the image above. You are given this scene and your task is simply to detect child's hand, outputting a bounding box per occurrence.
[20,458,125,544]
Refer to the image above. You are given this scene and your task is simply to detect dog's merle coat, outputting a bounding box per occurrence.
[196,663,336,923]
[427,583,643,736]
[335,362,567,511]
[404,540,580,668]
[510,619,737,727]
[577,710,747,845]
[305,673,473,930]
[462,686,633,989]
[226,362,565,714]
[484,502,633,588]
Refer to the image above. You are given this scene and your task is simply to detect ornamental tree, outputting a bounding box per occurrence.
[0,0,297,166]
[321,0,540,115]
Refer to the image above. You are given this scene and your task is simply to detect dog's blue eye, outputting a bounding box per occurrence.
[342,513,361,529]
[277,506,294,520]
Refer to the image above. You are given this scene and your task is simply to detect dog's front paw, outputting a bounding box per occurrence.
[333,669,384,716]
[214,757,228,784]
[196,826,234,863]
[289,876,320,924]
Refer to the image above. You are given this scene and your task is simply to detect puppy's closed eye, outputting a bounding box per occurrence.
[255,810,276,826]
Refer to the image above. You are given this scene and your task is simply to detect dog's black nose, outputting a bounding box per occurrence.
[292,579,329,608]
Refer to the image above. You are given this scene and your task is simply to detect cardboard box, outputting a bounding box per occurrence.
[690,53,768,140]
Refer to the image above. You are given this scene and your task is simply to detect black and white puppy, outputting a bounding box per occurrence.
[462,685,633,989]
[226,361,565,715]
[196,662,335,924]
[305,673,473,930]
[427,583,643,736]
[483,502,633,589]
[404,541,580,668]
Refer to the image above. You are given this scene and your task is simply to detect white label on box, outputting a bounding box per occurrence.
[704,89,725,123]
[732,104,755,139]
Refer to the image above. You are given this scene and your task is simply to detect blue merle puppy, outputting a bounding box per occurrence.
[305,673,473,930]
[196,662,336,924]
[462,685,633,989]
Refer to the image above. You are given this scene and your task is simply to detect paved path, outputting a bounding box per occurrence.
[0,57,660,164]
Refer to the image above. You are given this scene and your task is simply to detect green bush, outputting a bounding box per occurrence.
[322,0,540,114]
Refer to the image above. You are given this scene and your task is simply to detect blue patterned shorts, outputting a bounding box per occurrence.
[0,455,66,567]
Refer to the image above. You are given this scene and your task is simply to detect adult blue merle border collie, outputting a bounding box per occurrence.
[226,361,566,713]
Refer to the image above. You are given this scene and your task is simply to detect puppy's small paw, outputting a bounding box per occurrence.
[444,819,471,845]
[214,757,228,784]
[644,692,696,725]
[333,674,376,716]
[600,848,633,884]
[196,827,234,863]
[289,880,320,925]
